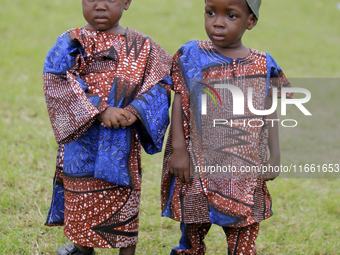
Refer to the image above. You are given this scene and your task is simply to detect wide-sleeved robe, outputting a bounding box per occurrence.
[43,27,171,248]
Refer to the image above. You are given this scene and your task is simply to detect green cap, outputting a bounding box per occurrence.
[245,0,261,19]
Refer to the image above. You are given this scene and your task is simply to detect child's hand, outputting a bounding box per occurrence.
[96,107,130,129]
[170,148,191,184]
[262,170,280,181]
[119,110,138,128]
[262,157,280,181]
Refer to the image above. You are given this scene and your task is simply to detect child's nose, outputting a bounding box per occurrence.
[95,1,107,10]
[213,16,225,28]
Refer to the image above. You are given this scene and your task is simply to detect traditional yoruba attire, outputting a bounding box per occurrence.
[43,27,171,248]
[161,41,292,254]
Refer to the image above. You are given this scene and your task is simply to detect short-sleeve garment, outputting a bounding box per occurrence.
[161,40,291,227]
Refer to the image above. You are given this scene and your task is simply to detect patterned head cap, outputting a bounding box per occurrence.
[245,0,261,19]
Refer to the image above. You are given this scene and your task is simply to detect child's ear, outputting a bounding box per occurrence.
[124,0,132,10]
[246,14,257,30]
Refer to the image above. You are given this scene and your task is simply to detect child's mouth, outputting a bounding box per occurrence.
[212,34,225,41]
[95,17,108,22]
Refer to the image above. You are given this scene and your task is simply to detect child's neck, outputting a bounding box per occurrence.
[213,43,250,60]
[83,24,126,35]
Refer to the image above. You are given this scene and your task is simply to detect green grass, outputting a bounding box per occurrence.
[0,0,339,254]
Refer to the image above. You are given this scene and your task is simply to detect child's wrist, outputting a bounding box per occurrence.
[268,154,280,162]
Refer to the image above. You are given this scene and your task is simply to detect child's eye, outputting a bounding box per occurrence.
[228,13,237,19]
[205,10,215,17]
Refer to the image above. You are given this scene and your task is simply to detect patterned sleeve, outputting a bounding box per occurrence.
[266,53,293,99]
[43,31,106,144]
[171,50,186,93]
[133,38,172,95]
[124,39,172,154]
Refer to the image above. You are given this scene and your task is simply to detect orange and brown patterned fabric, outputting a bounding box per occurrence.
[43,27,171,248]
[162,40,291,234]
[170,222,259,254]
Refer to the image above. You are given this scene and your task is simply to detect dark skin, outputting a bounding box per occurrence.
[204,0,257,59]
[261,96,281,181]
[97,106,137,130]
[74,1,137,254]
[170,0,280,184]
[169,93,191,184]
[82,0,132,35]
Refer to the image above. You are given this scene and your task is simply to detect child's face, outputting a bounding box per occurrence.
[82,0,131,33]
[204,0,256,52]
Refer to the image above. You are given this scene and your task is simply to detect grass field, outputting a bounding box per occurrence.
[0,0,340,254]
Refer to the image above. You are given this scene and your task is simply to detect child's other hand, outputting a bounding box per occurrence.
[96,107,130,129]
[262,170,280,181]
[262,157,280,181]
[119,110,138,128]
[170,148,191,184]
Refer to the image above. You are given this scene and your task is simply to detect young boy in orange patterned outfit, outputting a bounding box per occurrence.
[43,0,171,254]
[162,0,292,254]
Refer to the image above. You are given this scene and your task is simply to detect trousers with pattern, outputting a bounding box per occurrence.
[170,222,259,255]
